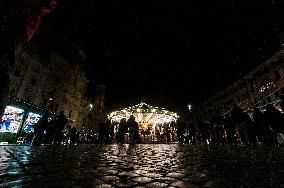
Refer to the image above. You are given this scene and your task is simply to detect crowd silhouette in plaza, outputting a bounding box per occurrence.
[30,103,284,146]
[176,103,284,146]
[30,112,141,145]
[32,111,69,146]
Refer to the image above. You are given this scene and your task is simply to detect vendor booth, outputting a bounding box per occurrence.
[0,97,56,144]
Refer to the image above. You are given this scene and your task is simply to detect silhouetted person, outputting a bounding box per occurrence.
[117,118,127,144]
[127,115,139,144]
[98,121,105,144]
[110,121,115,142]
[253,107,273,145]
[54,111,68,145]
[98,119,111,144]
[223,116,237,146]
[44,118,56,145]
[188,121,198,145]
[176,118,186,144]
[32,112,49,146]
[69,126,77,145]
[231,105,251,145]
[105,119,112,143]
[264,104,284,145]
[165,126,171,144]
[210,114,225,146]
[198,120,208,145]
[87,132,92,143]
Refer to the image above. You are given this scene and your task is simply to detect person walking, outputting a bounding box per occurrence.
[176,117,186,144]
[117,118,127,144]
[98,119,111,144]
[231,105,251,146]
[44,117,56,145]
[32,112,49,146]
[54,111,68,145]
[252,107,273,145]
[165,126,171,144]
[69,126,77,145]
[127,115,139,144]
[264,104,284,146]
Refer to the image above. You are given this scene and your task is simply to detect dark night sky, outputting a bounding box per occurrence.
[33,0,284,114]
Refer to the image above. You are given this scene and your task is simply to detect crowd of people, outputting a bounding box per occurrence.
[30,112,141,145]
[29,103,284,147]
[116,115,140,144]
[31,111,73,146]
[176,104,284,147]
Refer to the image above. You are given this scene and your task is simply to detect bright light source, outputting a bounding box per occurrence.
[89,104,93,110]
[49,98,53,101]
[188,104,192,110]
[107,102,179,125]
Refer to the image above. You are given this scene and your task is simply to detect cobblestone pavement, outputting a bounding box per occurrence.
[1,144,284,188]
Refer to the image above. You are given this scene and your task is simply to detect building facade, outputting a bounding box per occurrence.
[83,85,106,132]
[10,43,91,129]
[192,46,284,122]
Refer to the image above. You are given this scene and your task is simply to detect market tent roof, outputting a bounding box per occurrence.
[7,97,56,116]
[6,97,74,122]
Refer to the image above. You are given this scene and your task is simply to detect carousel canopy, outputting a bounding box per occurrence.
[107,102,179,129]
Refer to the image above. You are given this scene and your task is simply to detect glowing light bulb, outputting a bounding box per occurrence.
[188,104,192,110]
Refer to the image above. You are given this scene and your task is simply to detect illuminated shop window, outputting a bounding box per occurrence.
[23,112,42,133]
[1,106,25,133]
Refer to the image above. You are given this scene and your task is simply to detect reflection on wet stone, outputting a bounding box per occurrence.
[0,145,284,187]
[132,176,153,184]
[166,172,186,179]
[145,182,168,187]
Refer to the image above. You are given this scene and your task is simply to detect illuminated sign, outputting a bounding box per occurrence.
[0,106,25,133]
[23,112,42,133]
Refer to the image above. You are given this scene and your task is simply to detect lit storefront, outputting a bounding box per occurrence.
[23,112,42,133]
[0,97,56,144]
[1,106,25,133]
[107,102,179,143]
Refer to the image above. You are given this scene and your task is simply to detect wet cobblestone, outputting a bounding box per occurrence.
[0,144,284,187]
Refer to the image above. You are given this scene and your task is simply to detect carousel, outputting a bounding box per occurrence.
[107,102,179,142]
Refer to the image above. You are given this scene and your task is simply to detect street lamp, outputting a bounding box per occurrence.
[188,104,192,111]
[89,104,93,111]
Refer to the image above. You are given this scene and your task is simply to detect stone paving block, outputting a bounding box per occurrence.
[100,175,119,183]
[166,172,186,179]
[132,176,153,184]
[143,173,162,178]
[171,180,199,188]
[97,184,115,188]
[112,179,138,187]
[118,171,139,178]
[105,169,118,175]
[144,181,168,187]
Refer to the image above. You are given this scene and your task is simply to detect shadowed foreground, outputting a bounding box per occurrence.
[1,144,284,187]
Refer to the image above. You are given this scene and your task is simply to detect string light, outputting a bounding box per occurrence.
[107,102,179,128]
[188,104,192,110]
[260,82,275,93]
